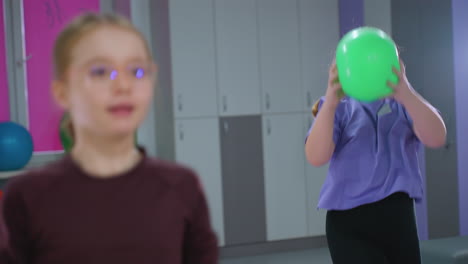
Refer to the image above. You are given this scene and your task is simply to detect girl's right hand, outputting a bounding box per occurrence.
[325,60,344,108]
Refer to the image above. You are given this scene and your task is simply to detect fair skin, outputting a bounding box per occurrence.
[53,25,157,177]
[305,59,446,167]
[388,60,446,148]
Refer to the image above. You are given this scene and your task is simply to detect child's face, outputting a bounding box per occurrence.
[57,26,155,139]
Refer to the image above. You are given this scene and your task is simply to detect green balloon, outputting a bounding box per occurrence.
[59,112,74,152]
[336,27,400,102]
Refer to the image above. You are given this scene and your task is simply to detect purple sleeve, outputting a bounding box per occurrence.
[182,172,219,264]
[401,104,414,126]
[306,97,342,145]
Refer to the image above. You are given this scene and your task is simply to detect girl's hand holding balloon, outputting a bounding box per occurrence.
[386,59,446,148]
[386,59,416,105]
[325,61,345,108]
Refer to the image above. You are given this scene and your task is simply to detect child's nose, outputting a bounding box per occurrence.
[112,72,132,93]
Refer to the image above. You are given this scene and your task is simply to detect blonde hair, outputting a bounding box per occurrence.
[311,99,320,117]
[53,12,152,80]
[54,12,152,146]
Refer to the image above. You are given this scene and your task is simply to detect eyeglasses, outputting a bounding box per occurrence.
[83,63,154,84]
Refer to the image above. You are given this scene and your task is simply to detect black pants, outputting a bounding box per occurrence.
[326,192,421,264]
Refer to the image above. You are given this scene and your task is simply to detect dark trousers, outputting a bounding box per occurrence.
[326,192,421,264]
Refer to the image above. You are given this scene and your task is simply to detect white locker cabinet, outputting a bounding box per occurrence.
[298,0,340,112]
[215,0,261,117]
[303,113,327,237]
[174,118,225,246]
[257,0,303,114]
[170,0,218,118]
[262,113,308,241]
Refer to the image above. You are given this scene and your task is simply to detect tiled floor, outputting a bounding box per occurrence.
[220,248,333,264]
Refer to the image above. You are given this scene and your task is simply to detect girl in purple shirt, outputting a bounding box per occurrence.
[0,13,218,264]
[305,59,446,263]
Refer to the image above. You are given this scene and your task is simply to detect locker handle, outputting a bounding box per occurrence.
[224,121,229,133]
[265,93,270,110]
[178,123,184,140]
[266,119,271,135]
[445,140,453,150]
[177,94,183,112]
[307,91,312,107]
[222,95,227,112]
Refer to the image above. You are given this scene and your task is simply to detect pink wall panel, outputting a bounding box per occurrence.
[23,0,100,151]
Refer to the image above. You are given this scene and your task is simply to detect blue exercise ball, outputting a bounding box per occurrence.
[0,122,34,171]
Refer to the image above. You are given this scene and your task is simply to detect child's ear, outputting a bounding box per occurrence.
[52,80,69,109]
[312,99,320,117]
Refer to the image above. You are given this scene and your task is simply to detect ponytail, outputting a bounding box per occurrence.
[59,112,75,152]
[311,99,320,118]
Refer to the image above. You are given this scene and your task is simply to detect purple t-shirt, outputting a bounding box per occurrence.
[308,96,423,210]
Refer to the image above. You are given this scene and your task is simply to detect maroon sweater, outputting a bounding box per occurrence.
[0,152,219,264]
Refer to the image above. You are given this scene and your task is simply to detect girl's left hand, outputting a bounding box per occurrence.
[387,59,415,104]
